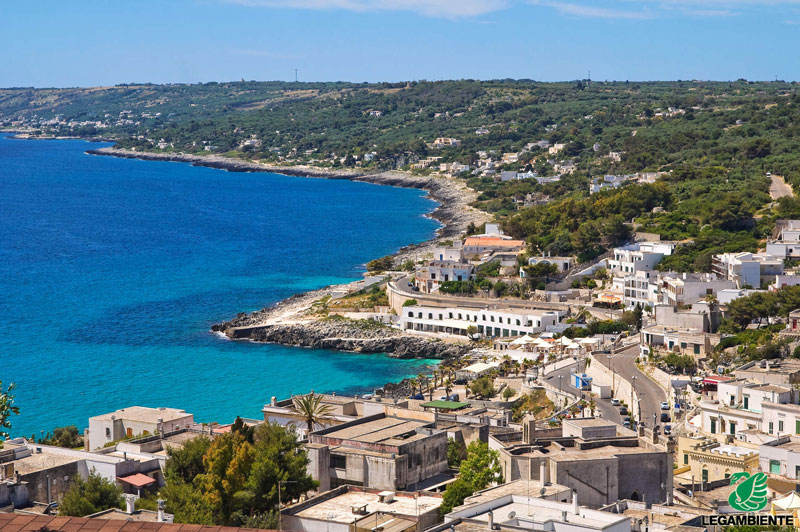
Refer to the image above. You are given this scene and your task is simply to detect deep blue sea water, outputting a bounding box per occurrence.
[0,136,440,438]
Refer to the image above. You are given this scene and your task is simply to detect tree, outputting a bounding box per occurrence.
[441,477,474,514]
[41,425,83,448]
[366,256,394,272]
[502,387,516,401]
[447,438,464,467]
[59,470,123,517]
[0,381,19,448]
[292,393,334,435]
[199,432,255,524]
[160,480,213,525]
[165,435,212,484]
[232,416,255,443]
[469,377,496,399]
[459,441,503,491]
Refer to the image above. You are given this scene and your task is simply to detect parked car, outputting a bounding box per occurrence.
[411,393,424,400]
[664,424,672,435]
[619,406,628,415]
[660,401,670,410]
[623,421,631,429]
[623,416,632,424]
[611,398,621,406]
[661,412,670,423]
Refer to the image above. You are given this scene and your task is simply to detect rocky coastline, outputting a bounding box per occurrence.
[91,146,485,363]
[211,319,472,360]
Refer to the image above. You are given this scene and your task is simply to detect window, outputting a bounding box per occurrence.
[771,460,781,475]
[710,419,716,434]
[796,420,800,435]
[105,427,111,438]
[730,421,736,435]
[126,428,133,438]
[780,420,785,433]
[684,454,688,465]
[795,465,800,479]
[770,422,774,435]
[694,344,700,355]
[438,314,443,320]
[702,468,709,483]
[743,395,749,410]
[516,319,521,326]
[428,313,433,319]
[408,312,413,317]
[331,454,347,470]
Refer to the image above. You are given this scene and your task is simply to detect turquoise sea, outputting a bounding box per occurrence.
[0,136,440,439]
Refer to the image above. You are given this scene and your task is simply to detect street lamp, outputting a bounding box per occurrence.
[607,355,614,395]
[631,375,637,423]
[277,480,299,530]
[558,375,563,394]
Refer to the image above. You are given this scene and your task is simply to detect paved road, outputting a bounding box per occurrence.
[770,174,794,200]
[598,344,667,429]
[543,359,621,424]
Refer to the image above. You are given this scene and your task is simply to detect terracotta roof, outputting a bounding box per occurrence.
[0,513,272,531]
[463,237,524,247]
[117,473,157,488]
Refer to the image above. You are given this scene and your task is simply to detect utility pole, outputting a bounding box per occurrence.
[295,69,298,83]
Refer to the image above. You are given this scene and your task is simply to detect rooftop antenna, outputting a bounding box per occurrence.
[295,68,298,83]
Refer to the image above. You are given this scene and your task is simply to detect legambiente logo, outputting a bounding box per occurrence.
[701,471,796,527]
[728,472,768,512]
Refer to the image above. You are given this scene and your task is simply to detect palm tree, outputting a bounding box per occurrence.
[292,393,334,435]
[408,378,418,397]
[444,379,453,398]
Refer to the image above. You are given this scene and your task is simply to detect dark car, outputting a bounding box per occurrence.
[661,412,670,423]
[619,406,628,415]
[622,416,632,424]
[664,424,672,435]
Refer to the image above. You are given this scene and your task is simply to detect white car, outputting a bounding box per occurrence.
[610,398,620,406]
[660,401,670,410]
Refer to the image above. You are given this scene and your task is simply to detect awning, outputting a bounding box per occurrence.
[703,376,731,384]
[772,490,800,510]
[117,473,156,488]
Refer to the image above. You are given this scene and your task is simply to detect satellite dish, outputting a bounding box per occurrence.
[508,511,517,519]
[540,487,547,496]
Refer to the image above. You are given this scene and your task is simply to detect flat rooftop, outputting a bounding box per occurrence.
[290,489,441,523]
[12,453,81,474]
[90,406,191,423]
[516,441,655,461]
[319,417,431,445]
[451,496,627,531]
[463,480,572,506]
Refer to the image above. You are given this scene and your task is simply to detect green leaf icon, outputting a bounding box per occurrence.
[728,472,768,512]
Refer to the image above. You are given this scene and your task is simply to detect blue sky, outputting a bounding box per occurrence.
[2,0,799,87]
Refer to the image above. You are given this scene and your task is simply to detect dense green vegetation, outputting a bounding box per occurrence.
[4,80,800,261]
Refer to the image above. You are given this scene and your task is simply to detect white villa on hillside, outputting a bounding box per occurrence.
[400,305,560,338]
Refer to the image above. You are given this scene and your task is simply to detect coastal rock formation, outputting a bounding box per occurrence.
[214,319,472,360]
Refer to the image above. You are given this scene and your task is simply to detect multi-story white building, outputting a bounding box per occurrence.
[607,242,676,275]
[699,380,797,438]
[766,220,800,259]
[414,261,474,293]
[400,305,560,338]
[659,272,736,306]
[621,270,660,309]
[712,252,784,289]
[87,406,194,450]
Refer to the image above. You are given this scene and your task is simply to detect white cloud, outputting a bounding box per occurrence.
[225,0,508,17]
[528,0,652,18]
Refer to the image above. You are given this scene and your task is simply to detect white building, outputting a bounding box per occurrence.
[659,272,736,306]
[414,261,474,293]
[699,380,796,438]
[760,435,800,480]
[400,305,560,338]
[526,256,575,273]
[87,406,194,450]
[712,252,784,289]
[439,492,630,532]
[766,220,800,259]
[607,242,676,275]
[621,270,660,309]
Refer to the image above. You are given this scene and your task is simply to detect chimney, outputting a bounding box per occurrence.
[488,510,494,530]
[124,494,137,514]
[540,461,547,487]
[572,490,579,515]
[271,396,277,406]
[157,499,166,522]
[561,510,568,523]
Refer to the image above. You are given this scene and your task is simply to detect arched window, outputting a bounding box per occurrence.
[630,491,640,501]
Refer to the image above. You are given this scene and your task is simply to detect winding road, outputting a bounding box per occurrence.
[597,344,668,429]
[543,359,621,424]
[770,174,794,200]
